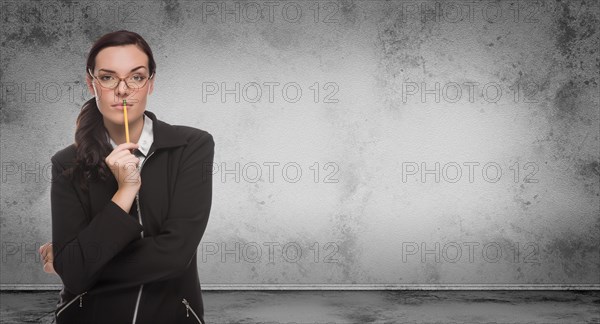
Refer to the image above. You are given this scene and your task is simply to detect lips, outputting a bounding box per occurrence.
[111,103,133,110]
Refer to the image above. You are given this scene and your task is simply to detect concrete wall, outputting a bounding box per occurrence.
[1,0,598,289]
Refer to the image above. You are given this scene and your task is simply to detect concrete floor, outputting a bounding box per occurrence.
[0,290,598,323]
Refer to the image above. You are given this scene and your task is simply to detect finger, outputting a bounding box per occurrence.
[114,142,140,154]
[107,143,139,159]
[109,153,141,169]
[41,246,53,261]
[39,242,49,254]
[43,262,55,274]
[116,142,139,149]
[116,159,141,173]
[40,245,49,259]
[107,150,136,166]
[42,243,52,257]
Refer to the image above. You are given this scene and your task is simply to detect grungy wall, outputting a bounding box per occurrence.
[1,0,598,288]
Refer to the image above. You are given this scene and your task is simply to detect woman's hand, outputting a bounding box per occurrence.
[105,143,141,191]
[39,242,56,274]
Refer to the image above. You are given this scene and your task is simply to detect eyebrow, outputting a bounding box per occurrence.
[98,66,147,73]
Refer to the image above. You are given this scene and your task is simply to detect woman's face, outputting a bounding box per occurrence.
[85,44,154,127]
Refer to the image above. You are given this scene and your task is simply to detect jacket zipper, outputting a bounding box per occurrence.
[56,291,87,318]
[131,150,155,324]
[181,298,202,323]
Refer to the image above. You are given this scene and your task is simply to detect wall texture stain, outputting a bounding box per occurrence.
[161,0,183,28]
[0,0,598,288]
[555,0,598,58]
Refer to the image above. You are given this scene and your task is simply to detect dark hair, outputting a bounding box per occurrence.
[63,30,156,193]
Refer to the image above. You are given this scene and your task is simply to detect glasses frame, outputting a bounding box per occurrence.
[87,68,155,90]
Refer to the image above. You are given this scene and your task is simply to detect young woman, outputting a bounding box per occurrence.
[39,30,214,324]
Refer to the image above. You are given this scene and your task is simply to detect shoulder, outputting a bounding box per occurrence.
[51,143,77,169]
[177,126,215,157]
[148,110,214,149]
[165,122,215,150]
[166,125,215,166]
[174,125,213,142]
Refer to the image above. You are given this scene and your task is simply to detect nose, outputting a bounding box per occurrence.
[116,79,130,97]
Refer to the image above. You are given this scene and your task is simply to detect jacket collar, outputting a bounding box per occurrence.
[143,110,187,152]
[106,114,153,156]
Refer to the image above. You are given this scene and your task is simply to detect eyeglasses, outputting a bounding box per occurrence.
[88,68,154,90]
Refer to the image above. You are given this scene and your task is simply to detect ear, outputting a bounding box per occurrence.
[147,75,155,95]
[85,73,95,96]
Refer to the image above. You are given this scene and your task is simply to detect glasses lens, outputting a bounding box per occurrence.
[98,74,118,89]
[126,74,149,89]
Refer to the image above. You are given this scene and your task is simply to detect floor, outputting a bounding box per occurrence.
[1,290,598,323]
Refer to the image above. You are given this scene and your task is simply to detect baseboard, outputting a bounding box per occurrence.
[2,283,599,290]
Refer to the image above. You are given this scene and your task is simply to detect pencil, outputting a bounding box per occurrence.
[123,99,130,143]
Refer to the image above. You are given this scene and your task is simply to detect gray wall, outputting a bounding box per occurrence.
[1,0,598,289]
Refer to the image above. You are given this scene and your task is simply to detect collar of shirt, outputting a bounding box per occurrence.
[106,113,154,157]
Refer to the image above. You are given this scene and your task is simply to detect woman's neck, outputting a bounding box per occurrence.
[104,116,144,145]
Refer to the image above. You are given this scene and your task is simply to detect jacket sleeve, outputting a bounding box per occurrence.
[87,132,215,294]
[51,154,145,295]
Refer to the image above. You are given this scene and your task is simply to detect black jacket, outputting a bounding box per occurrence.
[50,110,214,324]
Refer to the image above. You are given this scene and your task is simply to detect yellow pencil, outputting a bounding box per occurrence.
[123,99,130,143]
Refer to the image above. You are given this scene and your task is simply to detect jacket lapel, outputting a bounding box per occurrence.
[144,110,188,154]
